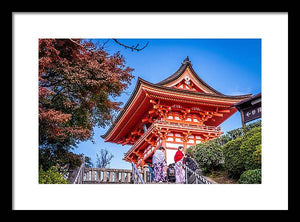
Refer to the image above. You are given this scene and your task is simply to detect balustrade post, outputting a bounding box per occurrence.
[136,168,140,182]
[78,170,82,184]
[109,171,113,182]
[97,170,101,182]
[121,172,125,182]
[138,167,142,183]
[114,171,119,183]
[185,166,188,184]
[127,172,131,183]
[91,170,95,181]
[143,167,148,183]
[103,170,107,182]
[81,167,84,183]
[85,171,89,181]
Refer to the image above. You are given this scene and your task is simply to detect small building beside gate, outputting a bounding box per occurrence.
[233,93,261,127]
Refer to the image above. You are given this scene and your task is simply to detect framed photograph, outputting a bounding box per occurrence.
[12,12,288,211]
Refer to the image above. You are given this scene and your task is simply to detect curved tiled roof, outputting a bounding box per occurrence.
[101,77,251,140]
[101,57,252,140]
[156,56,225,95]
[143,77,251,100]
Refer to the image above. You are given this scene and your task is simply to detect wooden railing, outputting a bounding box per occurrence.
[73,163,85,184]
[155,119,221,132]
[83,167,152,184]
[71,165,215,184]
[183,164,213,184]
[83,168,132,183]
[131,162,145,184]
[124,120,222,160]
[68,163,85,184]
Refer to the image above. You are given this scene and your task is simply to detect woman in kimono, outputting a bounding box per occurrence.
[174,146,186,184]
[152,146,166,183]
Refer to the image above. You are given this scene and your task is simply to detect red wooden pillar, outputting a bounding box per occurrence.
[182,132,188,154]
[183,141,187,154]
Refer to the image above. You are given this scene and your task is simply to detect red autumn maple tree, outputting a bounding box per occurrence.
[39,39,134,170]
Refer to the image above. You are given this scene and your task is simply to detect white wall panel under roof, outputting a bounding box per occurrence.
[166,149,177,165]
[166,142,182,148]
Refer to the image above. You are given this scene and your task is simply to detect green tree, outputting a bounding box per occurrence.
[253,144,262,169]
[223,137,245,178]
[39,166,69,184]
[189,140,224,173]
[238,169,261,184]
[222,125,261,178]
[39,39,134,172]
[39,147,83,174]
[240,130,262,170]
[95,149,114,168]
[212,120,261,147]
[213,134,231,147]
[225,120,261,142]
[84,156,94,168]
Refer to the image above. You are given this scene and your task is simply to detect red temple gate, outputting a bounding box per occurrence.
[102,57,252,167]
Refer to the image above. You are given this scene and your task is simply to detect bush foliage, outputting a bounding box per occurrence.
[39,166,69,184]
[190,120,262,182]
[238,169,261,184]
[213,120,261,146]
[186,120,262,183]
[222,125,261,178]
[240,129,262,170]
[188,140,224,172]
[253,144,262,169]
[222,137,245,178]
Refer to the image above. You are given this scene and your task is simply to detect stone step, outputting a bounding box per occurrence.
[83,180,132,184]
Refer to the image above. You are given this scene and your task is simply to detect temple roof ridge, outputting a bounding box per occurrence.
[156,56,225,95]
[155,57,191,85]
[137,77,251,99]
[182,56,191,65]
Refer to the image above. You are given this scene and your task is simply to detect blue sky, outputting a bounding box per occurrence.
[73,39,261,170]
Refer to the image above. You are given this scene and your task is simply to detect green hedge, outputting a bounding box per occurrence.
[243,126,261,141]
[238,169,261,184]
[188,121,262,181]
[223,137,245,178]
[214,120,261,146]
[240,130,262,170]
[39,166,69,184]
[189,140,224,172]
[222,126,261,177]
[252,144,262,169]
